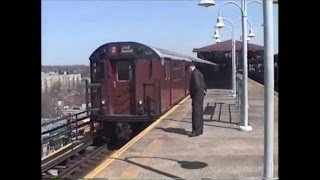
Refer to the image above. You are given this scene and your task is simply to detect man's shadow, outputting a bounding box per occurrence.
[155,127,191,136]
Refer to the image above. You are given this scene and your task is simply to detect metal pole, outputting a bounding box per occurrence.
[263,0,274,178]
[232,31,236,97]
[239,0,252,131]
[220,18,236,98]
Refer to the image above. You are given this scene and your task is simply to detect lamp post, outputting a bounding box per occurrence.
[214,17,256,98]
[198,0,276,179]
[201,0,262,131]
[263,0,275,178]
[222,0,257,132]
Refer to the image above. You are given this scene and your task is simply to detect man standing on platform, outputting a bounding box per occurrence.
[187,63,207,137]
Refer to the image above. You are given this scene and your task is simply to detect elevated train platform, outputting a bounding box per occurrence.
[85,78,278,179]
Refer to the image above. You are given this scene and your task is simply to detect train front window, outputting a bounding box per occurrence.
[117,62,131,82]
[93,62,105,82]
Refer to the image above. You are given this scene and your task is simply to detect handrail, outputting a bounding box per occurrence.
[41,113,89,135]
[41,110,88,127]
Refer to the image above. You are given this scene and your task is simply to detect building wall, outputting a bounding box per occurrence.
[41,72,82,93]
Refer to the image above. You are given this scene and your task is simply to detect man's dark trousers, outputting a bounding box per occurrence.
[191,92,204,134]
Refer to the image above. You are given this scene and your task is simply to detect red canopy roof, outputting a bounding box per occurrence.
[193,39,264,52]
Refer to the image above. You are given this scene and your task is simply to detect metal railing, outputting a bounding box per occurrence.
[41,110,91,158]
[42,78,93,158]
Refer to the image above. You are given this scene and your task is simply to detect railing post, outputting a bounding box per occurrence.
[75,114,78,140]
[238,79,241,109]
[67,114,72,143]
[235,77,237,106]
[85,78,89,114]
[236,76,241,110]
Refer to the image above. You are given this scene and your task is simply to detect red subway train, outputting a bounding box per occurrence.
[89,41,216,141]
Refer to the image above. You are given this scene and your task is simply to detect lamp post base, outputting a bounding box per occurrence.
[238,125,253,131]
[229,90,236,97]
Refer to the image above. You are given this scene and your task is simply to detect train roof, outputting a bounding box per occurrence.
[150,46,217,66]
[90,41,217,66]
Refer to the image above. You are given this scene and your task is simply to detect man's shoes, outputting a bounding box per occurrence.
[189,132,200,137]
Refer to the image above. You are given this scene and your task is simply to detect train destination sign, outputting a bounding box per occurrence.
[121,45,134,53]
[109,46,117,54]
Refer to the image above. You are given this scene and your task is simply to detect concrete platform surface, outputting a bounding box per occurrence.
[93,79,278,179]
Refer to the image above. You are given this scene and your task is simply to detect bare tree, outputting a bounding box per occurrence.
[51,80,61,92]
[41,92,53,118]
[42,81,61,118]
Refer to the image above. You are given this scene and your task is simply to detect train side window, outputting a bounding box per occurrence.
[117,62,131,82]
[93,62,105,81]
[182,62,185,77]
[149,60,152,79]
[165,64,167,79]
[165,63,170,80]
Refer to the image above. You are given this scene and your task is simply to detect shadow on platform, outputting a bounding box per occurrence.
[203,102,238,124]
[111,156,208,179]
[166,118,238,130]
[155,127,191,136]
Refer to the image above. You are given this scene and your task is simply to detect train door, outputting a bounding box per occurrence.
[110,60,135,114]
[182,61,187,95]
[90,61,106,113]
[162,60,171,111]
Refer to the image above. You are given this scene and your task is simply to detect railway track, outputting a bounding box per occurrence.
[42,124,148,179]
[41,96,189,179]
[42,144,112,179]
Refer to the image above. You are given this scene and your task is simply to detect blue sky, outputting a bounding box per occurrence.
[41,0,278,65]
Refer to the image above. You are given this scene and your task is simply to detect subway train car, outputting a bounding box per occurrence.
[89,41,216,141]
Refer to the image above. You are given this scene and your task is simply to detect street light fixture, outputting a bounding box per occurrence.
[240,34,252,42]
[215,16,225,28]
[248,28,256,38]
[215,38,221,43]
[198,0,215,7]
[213,29,220,39]
[215,17,257,98]
[216,17,257,37]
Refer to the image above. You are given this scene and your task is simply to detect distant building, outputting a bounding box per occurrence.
[192,39,264,89]
[41,71,82,93]
[193,39,264,68]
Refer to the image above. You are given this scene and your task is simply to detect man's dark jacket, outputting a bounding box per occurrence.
[189,68,207,99]
[189,68,207,135]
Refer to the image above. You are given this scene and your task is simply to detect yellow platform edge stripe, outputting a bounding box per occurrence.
[83,95,190,179]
